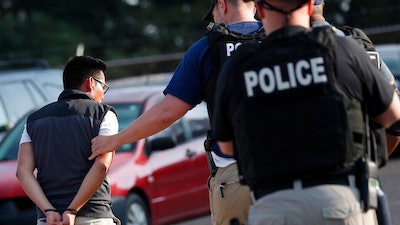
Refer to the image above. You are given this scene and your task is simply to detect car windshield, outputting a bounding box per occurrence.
[0,114,26,161]
[112,103,143,152]
[0,102,143,161]
[0,69,63,135]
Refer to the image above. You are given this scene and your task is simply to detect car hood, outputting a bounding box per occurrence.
[0,160,26,198]
[108,152,152,195]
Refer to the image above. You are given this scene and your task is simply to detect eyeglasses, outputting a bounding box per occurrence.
[92,76,109,94]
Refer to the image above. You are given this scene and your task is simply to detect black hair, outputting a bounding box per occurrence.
[62,56,107,89]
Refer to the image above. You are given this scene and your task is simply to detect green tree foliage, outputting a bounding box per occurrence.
[0,0,399,77]
[0,0,209,69]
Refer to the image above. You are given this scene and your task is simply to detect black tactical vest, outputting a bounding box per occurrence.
[204,23,265,126]
[230,27,367,189]
[338,25,388,167]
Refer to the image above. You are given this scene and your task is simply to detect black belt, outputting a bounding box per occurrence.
[253,175,351,200]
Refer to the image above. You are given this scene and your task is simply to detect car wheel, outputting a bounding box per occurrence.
[125,193,150,225]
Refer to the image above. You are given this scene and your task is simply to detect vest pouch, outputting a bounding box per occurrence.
[356,156,378,212]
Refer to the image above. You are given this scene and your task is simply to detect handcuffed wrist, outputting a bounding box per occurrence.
[43,208,58,214]
[64,208,78,215]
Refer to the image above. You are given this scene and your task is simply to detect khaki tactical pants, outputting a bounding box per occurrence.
[208,162,251,225]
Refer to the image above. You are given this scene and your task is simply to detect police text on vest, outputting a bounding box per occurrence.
[226,42,243,57]
[244,57,327,97]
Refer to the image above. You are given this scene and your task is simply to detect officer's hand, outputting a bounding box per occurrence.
[89,135,118,160]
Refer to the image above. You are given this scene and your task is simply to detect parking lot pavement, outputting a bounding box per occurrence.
[174,214,211,225]
[378,157,400,225]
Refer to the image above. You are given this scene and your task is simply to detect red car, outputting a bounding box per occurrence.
[0,85,211,225]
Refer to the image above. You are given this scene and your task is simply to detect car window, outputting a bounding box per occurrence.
[0,101,7,131]
[376,45,400,77]
[113,103,142,130]
[42,81,63,100]
[145,102,209,148]
[383,55,400,77]
[169,122,186,144]
[112,103,142,152]
[0,114,26,161]
[0,81,41,128]
[148,121,186,145]
[0,69,63,134]
[188,118,209,138]
[185,102,210,138]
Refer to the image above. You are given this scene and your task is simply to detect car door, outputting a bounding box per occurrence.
[148,109,209,224]
[180,103,210,211]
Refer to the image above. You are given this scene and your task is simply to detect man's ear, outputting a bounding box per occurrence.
[84,77,93,92]
[218,0,228,14]
[256,3,265,19]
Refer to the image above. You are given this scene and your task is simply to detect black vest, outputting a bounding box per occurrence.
[204,23,265,126]
[27,89,117,219]
[229,27,366,189]
[338,25,389,167]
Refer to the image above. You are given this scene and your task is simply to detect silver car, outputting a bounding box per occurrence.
[0,60,63,139]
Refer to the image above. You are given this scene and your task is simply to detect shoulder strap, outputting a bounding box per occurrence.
[337,25,376,51]
[206,22,265,41]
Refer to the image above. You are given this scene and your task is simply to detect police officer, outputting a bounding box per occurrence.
[311,0,400,158]
[90,1,263,224]
[213,0,400,224]
[311,2,398,224]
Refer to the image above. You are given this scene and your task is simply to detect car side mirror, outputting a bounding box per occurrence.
[145,136,176,154]
[0,125,7,133]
